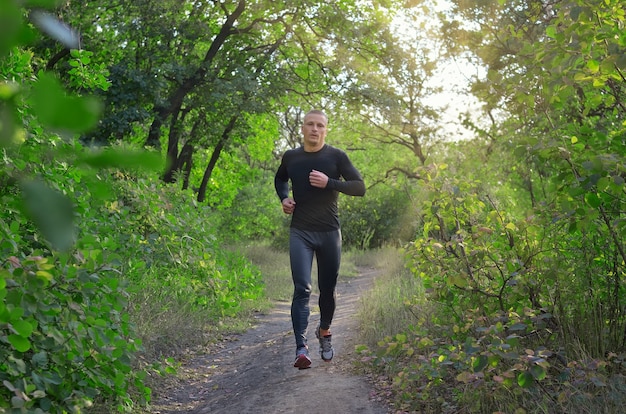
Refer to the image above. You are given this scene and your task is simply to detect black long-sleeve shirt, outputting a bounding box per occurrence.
[274,144,365,231]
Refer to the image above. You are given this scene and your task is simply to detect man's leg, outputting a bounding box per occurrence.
[314,230,341,361]
[316,229,341,330]
[289,229,315,349]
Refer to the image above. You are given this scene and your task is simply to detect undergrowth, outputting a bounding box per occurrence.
[351,248,626,414]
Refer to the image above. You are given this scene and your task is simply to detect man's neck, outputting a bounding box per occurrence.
[303,142,325,152]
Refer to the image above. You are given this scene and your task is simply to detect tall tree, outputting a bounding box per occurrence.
[339,2,447,180]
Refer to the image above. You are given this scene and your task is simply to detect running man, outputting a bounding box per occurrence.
[274,109,366,369]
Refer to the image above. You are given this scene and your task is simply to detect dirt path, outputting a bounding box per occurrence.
[149,267,391,414]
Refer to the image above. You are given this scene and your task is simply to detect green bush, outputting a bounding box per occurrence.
[1,253,149,413]
[103,175,265,317]
[340,185,414,249]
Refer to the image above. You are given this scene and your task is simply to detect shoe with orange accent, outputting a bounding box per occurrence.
[316,326,334,361]
[294,346,311,369]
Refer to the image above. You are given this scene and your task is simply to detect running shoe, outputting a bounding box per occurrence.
[294,345,312,369]
[316,326,334,361]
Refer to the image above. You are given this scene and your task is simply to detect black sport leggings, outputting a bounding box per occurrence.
[289,228,341,349]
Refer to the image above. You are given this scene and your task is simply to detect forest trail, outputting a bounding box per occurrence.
[148,267,391,414]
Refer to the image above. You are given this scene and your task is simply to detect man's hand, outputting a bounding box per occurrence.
[281,197,296,214]
[309,169,329,188]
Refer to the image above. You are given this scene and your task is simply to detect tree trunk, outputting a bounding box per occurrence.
[197,116,238,203]
[163,112,202,184]
[162,105,184,182]
[180,142,194,190]
[145,106,168,149]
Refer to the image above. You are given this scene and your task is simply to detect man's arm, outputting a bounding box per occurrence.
[274,156,290,201]
[327,152,365,196]
[274,173,290,201]
[327,175,365,196]
[275,156,296,214]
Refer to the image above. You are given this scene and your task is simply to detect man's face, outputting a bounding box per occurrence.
[301,113,327,150]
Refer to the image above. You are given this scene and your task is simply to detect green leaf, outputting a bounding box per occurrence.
[11,319,34,338]
[0,1,27,57]
[8,334,31,352]
[586,60,600,73]
[472,355,489,372]
[488,355,500,368]
[530,364,546,380]
[508,323,527,332]
[517,370,535,388]
[596,177,609,191]
[11,396,25,409]
[32,351,48,367]
[41,372,63,385]
[9,306,24,321]
[506,335,520,346]
[36,270,53,281]
[25,0,63,7]
[574,72,589,82]
[20,178,76,251]
[449,273,468,288]
[9,356,26,373]
[78,148,163,171]
[570,6,582,20]
[584,192,602,208]
[29,72,102,133]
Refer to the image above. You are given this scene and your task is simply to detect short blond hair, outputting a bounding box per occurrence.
[304,109,328,124]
